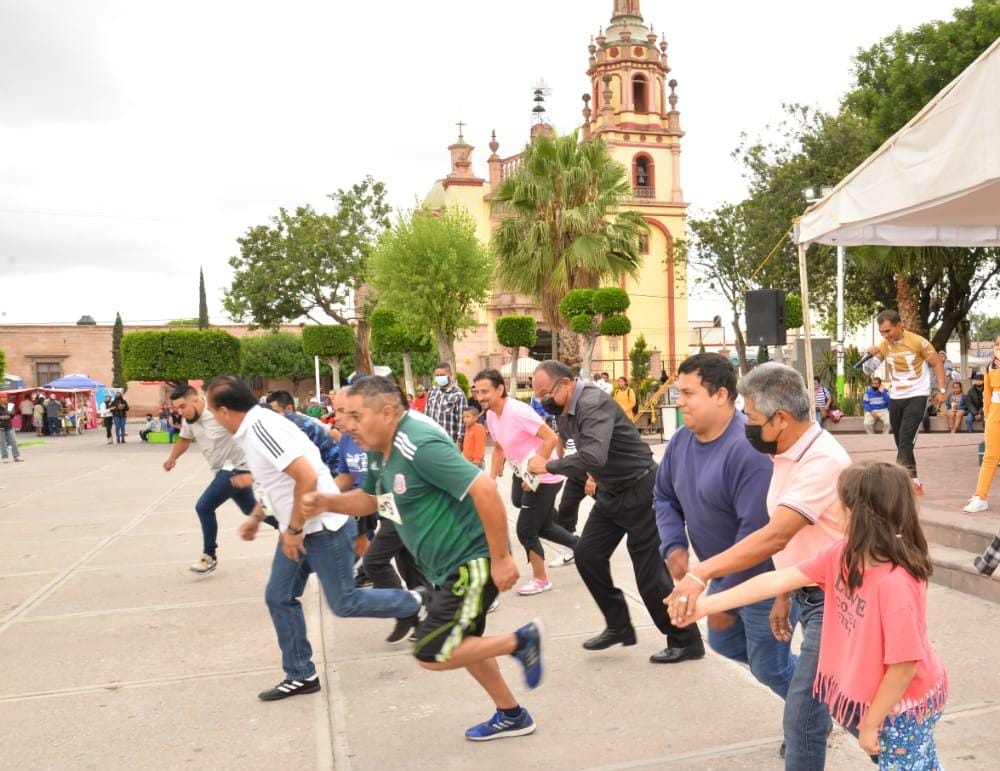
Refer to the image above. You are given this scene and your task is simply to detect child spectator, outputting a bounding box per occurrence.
[673,460,947,770]
[460,405,486,468]
[943,381,968,433]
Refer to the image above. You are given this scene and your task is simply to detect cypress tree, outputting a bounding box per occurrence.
[198,267,209,329]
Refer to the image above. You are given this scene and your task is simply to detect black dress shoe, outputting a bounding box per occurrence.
[582,626,637,650]
[649,644,706,664]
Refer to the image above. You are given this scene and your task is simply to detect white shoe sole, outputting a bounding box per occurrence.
[465,722,537,741]
[963,502,988,513]
[547,554,574,568]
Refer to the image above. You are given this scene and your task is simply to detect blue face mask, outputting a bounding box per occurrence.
[434,375,449,387]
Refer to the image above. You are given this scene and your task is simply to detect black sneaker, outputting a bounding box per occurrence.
[386,616,418,645]
[258,675,321,701]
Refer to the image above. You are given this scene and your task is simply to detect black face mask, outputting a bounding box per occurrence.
[541,397,560,415]
[745,422,779,455]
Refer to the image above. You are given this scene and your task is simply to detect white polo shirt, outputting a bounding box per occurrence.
[234,405,347,534]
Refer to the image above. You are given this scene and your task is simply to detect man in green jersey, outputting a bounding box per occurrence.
[303,376,544,741]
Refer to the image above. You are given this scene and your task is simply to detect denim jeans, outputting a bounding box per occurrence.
[0,428,19,460]
[265,517,421,679]
[783,586,831,771]
[48,416,61,436]
[113,415,126,442]
[706,580,797,699]
[195,469,258,557]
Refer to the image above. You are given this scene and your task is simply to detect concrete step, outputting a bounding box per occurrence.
[919,503,999,554]
[929,544,1000,603]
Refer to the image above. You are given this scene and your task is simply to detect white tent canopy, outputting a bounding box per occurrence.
[797,34,1000,247]
[500,357,541,378]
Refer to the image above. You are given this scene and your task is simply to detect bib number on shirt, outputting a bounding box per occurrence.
[376,492,403,524]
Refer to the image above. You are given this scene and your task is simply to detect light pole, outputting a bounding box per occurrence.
[802,186,844,401]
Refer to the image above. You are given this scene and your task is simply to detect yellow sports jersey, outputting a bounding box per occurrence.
[878,330,936,398]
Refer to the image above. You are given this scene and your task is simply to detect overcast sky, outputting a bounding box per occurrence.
[0,0,983,326]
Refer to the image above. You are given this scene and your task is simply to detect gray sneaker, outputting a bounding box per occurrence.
[190,554,218,574]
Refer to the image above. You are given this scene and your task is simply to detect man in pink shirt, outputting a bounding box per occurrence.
[667,363,851,769]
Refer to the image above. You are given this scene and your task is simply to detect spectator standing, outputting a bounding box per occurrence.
[966,335,1000,516]
[461,405,487,469]
[593,373,612,395]
[110,392,129,443]
[966,373,985,433]
[0,395,23,462]
[411,385,428,413]
[425,361,466,446]
[18,394,34,433]
[305,396,325,420]
[813,377,831,424]
[943,382,968,433]
[862,377,891,434]
[33,397,45,437]
[98,396,113,443]
[612,376,637,416]
[44,394,62,436]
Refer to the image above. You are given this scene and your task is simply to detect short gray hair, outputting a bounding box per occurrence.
[737,363,811,421]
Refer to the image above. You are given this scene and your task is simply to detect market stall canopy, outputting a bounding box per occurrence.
[797,34,1000,247]
[42,374,108,389]
[500,357,542,378]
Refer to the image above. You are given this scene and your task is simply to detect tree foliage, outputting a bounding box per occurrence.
[111,312,126,388]
[370,307,432,395]
[121,329,240,384]
[369,206,492,370]
[302,324,356,391]
[559,288,631,377]
[628,334,652,394]
[968,312,1000,342]
[198,267,209,329]
[495,315,538,398]
[241,333,322,385]
[0,348,6,381]
[491,131,647,359]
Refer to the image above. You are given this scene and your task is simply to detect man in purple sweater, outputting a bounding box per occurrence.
[654,354,796,698]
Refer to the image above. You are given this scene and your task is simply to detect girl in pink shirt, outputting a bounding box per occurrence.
[673,460,946,770]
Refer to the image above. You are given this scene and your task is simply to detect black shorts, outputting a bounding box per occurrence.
[412,557,497,664]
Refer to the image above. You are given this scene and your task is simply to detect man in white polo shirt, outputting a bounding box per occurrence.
[204,375,422,702]
[667,363,851,770]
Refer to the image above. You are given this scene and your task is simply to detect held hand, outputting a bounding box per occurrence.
[667,595,708,627]
[584,477,597,497]
[934,391,947,406]
[663,573,707,625]
[230,472,252,489]
[302,491,326,518]
[770,593,794,642]
[163,458,175,472]
[490,553,520,592]
[526,454,548,476]
[239,517,261,542]
[857,723,880,756]
[281,531,306,561]
[521,480,531,492]
[665,549,689,581]
[866,345,879,356]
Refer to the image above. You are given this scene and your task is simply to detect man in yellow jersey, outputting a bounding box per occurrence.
[865,310,947,494]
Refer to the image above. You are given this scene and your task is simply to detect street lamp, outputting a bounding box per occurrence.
[802,186,846,403]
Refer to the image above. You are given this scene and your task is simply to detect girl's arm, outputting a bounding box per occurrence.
[857,661,918,755]
[669,566,812,625]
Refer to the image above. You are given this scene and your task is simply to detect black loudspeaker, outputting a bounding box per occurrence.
[745,289,786,346]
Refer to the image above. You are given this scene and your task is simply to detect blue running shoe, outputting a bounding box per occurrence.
[464,708,536,741]
[512,618,544,689]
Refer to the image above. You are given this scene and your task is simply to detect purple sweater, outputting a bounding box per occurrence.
[653,410,775,590]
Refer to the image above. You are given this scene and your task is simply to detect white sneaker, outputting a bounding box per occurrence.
[547,550,574,568]
[964,496,989,513]
[189,554,218,574]
[516,579,553,596]
[487,597,500,614]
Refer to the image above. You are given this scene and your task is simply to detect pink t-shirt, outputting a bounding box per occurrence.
[767,423,850,569]
[798,540,948,724]
[486,398,563,485]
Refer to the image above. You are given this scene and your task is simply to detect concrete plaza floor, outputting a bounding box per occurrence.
[1,427,998,770]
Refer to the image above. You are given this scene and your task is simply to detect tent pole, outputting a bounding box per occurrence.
[835,244,845,402]
[314,356,321,398]
[798,243,815,402]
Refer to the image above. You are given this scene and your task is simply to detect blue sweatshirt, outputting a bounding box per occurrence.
[337,433,368,488]
[653,410,775,590]
[862,386,890,412]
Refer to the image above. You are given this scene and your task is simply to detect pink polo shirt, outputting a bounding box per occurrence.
[486,398,563,485]
[767,422,851,569]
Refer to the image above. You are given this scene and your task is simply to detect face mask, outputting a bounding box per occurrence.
[434,376,449,387]
[745,422,778,455]
[541,397,560,415]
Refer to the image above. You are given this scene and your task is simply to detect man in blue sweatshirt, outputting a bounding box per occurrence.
[653,353,795,698]
[862,376,890,434]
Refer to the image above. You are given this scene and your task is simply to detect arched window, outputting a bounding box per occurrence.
[632,154,654,198]
[632,75,647,112]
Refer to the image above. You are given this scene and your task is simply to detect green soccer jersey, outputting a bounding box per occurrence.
[362,413,488,584]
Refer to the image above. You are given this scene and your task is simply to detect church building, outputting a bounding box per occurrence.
[425,0,688,380]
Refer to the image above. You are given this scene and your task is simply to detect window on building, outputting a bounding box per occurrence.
[35,361,62,387]
[633,155,654,198]
[633,75,647,112]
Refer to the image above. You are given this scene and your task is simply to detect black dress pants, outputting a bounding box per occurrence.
[362,518,428,591]
[574,469,702,648]
[889,395,927,477]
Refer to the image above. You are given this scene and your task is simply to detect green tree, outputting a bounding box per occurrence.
[969,312,1000,342]
[491,131,647,361]
[240,333,322,393]
[494,315,537,399]
[111,312,126,389]
[369,206,492,371]
[302,325,356,392]
[224,176,391,373]
[167,318,199,327]
[198,267,209,329]
[370,307,431,397]
[0,348,6,381]
[559,288,631,378]
[121,329,240,386]
[628,334,652,395]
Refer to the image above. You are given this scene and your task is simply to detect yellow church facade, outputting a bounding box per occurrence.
[426,0,688,381]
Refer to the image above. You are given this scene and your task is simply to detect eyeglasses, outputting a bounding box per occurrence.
[535,380,565,401]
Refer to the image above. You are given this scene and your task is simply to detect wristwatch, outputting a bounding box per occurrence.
[286,525,303,536]
[938,388,946,394]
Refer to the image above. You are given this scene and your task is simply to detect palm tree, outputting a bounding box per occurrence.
[491,131,647,360]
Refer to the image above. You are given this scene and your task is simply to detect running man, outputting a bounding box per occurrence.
[303,376,544,741]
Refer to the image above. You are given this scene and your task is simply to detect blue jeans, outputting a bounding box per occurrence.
[195,469,258,557]
[0,428,19,460]
[265,517,420,679]
[706,580,797,699]
[48,416,61,435]
[783,586,832,771]
[113,415,126,442]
